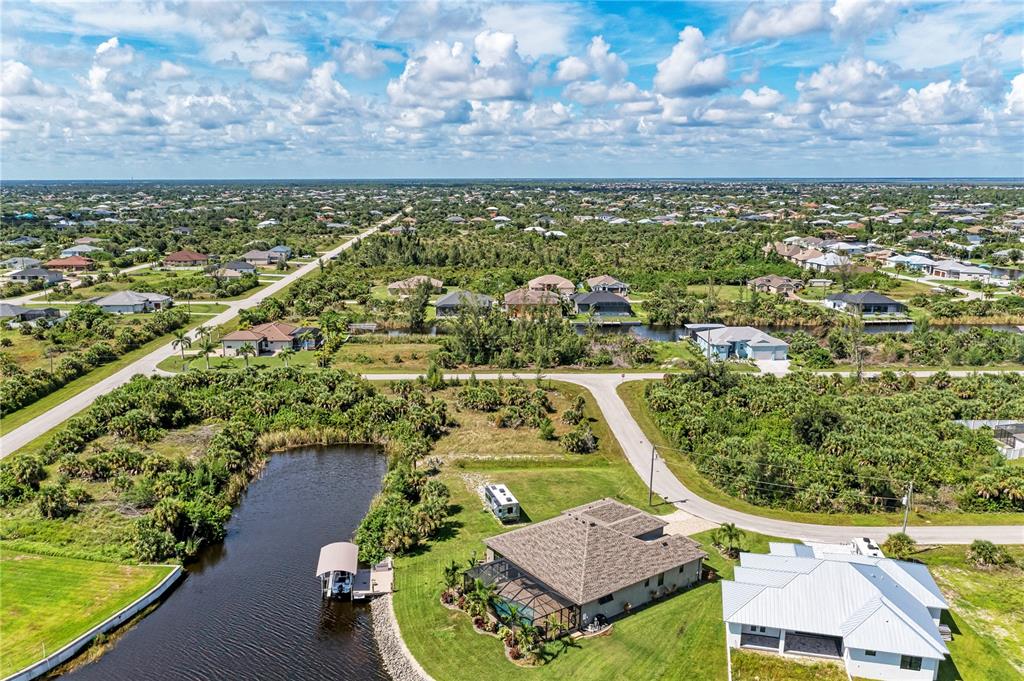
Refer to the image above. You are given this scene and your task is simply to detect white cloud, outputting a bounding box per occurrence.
[1006,73,1024,117]
[653,27,729,97]
[94,36,135,68]
[741,86,785,109]
[481,4,579,59]
[153,61,191,80]
[587,36,628,84]
[334,40,403,79]
[732,1,828,43]
[564,80,646,106]
[554,56,590,83]
[898,80,980,124]
[797,57,900,106]
[1,60,60,97]
[829,0,906,39]
[289,62,358,126]
[250,52,310,85]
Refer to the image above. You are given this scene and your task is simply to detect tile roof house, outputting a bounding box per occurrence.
[528,274,576,295]
[387,275,444,296]
[164,249,209,267]
[220,321,321,355]
[44,255,95,272]
[723,543,949,681]
[470,499,706,631]
[586,274,629,294]
[93,290,173,314]
[748,275,803,295]
[695,326,789,361]
[503,288,563,318]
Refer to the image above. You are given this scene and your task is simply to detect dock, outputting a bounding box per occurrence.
[352,558,394,600]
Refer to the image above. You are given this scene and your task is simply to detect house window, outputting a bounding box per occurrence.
[597,594,614,605]
[657,573,665,587]
[759,627,767,633]
[900,656,922,671]
[865,650,876,657]
[644,578,650,588]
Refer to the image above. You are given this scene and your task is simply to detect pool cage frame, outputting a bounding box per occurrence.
[464,558,580,634]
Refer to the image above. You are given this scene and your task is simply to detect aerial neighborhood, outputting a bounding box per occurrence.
[1,181,1022,681]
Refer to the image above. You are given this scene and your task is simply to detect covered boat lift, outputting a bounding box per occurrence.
[316,542,394,601]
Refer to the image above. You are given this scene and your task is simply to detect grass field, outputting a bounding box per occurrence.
[616,380,1024,528]
[0,549,173,677]
[731,649,848,681]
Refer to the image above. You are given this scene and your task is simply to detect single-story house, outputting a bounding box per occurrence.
[572,291,633,316]
[164,249,209,267]
[387,275,444,296]
[269,245,292,259]
[825,291,906,316]
[503,288,562,318]
[887,254,937,272]
[695,326,789,361]
[723,542,949,681]
[74,237,103,245]
[749,275,803,295]
[468,498,706,632]
[241,249,286,266]
[93,290,173,314]
[0,303,61,324]
[930,261,990,281]
[528,274,576,296]
[216,260,257,275]
[60,244,102,258]
[5,236,41,247]
[682,322,725,340]
[0,257,42,270]
[586,274,629,294]
[803,253,851,273]
[221,322,321,355]
[433,290,495,317]
[9,267,64,285]
[44,256,95,272]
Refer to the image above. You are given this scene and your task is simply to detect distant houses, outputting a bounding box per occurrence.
[503,288,562,318]
[825,291,906,316]
[572,290,632,316]
[241,249,289,266]
[528,274,575,296]
[748,275,803,295]
[10,267,64,285]
[214,260,257,277]
[0,257,42,270]
[164,249,209,267]
[434,290,494,317]
[387,275,444,296]
[60,244,102,258]
[44,255,95,272]
[0,303,61,325]
[723,542,949,681]
[586,274,629,294]
[694,326,789,361]
[93,290,173,314]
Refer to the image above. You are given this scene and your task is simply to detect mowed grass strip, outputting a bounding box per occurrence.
[0,549,173,676]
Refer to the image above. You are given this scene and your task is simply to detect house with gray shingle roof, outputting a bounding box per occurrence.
[469,498,706,632]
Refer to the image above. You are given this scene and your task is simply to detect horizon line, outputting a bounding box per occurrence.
[5,175,1024,183]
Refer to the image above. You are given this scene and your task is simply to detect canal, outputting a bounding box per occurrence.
[65,446,389,681]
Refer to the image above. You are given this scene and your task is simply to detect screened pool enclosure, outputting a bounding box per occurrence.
[464,558,581,633]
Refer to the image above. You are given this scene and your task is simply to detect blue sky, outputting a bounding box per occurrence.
[1,1,1022,179]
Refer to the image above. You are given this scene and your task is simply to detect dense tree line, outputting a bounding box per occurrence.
[909,293,1024,319]
[645,370,1024,514]
[0,369,454,563]
[0,306,191,416]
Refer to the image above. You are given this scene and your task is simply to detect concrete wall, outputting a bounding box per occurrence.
[581,559,702,624]
[845,648,940,681]
[4,565,183,681]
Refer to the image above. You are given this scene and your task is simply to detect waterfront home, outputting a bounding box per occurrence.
[221,321,321,355]
[503,288,562,318]
[59,244,102,258]
[433,290,494,317]
[164,249,209,267]
[94,290,173,314]
[825,291,906,316]
[9,267,64,285]
[44,255,95,272]
[682,322,726,340]
[572,291,633,316]
[748,275,803,295]
[723,542,949,681]
[586,274,629,294]
[694,326,789,361]
[888,254,938,272]
[1,256,42,270]
[930,261,990,281]
[387,275,444,296]
[528,274,576,296]
[467,498,706,632]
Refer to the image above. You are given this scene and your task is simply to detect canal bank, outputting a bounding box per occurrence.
[63,446,389,681]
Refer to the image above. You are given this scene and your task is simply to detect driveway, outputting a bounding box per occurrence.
[754,359,790,375]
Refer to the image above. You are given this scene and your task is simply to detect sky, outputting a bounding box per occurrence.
[1,0,1023,180]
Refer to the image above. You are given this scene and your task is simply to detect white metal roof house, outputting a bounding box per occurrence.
[694,326,788,361]
[93,290,173,314]
[722,543,949,681]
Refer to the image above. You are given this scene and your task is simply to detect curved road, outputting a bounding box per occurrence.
[0,214,400,456]
[364,372,1023,545]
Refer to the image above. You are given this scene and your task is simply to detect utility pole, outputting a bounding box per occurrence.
[648,443,656,506]
[901,480,914,534]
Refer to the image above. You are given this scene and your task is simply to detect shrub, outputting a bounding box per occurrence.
[561,423,598,454]
[882,532,917,560]
[967,539,1014,567]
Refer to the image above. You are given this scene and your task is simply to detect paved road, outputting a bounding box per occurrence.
[0,214,399,456]
[363,372,1024,545]
[1,261,155,305]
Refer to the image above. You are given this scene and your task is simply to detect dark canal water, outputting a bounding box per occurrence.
[65,446,389,681]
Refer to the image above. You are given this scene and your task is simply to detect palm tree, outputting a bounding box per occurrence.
[198,338,217,370]
[237,342,256,368]
[279,347,295,368]
[171,330,192,368]
[719,522,744,555]
[441,560,461,594]
[181,289,193,314]
[196,325,212,344]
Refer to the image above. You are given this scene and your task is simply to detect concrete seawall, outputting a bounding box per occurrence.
[3,564,184,681]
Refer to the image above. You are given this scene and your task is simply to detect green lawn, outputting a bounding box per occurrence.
[731,650,847,681]
[616,380,1024,528]
[0,549,173,677]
